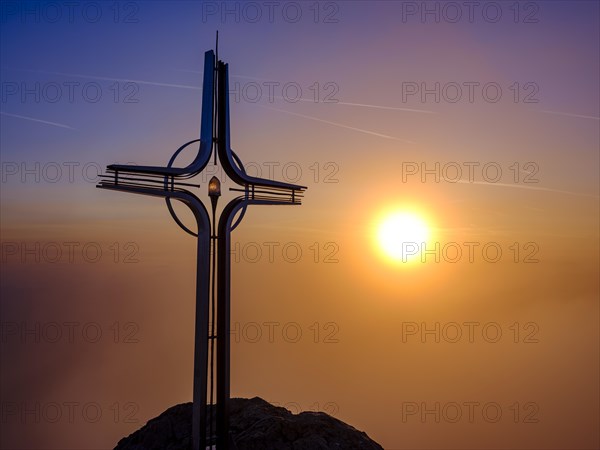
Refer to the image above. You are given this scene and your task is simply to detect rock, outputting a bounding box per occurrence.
[115,397,383,450]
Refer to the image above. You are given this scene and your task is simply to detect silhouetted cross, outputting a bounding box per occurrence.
[97,48,305,450]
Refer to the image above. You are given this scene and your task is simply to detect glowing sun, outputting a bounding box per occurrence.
[377,211,431,262]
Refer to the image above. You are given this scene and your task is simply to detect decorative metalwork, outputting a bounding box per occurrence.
[97,46,306,449]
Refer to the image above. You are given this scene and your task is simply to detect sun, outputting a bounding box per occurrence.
[376,211,431,263]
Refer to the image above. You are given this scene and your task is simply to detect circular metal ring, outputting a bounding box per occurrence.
[165,139,202,235]
[167,138,201,168]
[166,197,198,237]
[230,204,247,232]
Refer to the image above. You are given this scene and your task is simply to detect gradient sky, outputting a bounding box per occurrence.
[1,1,599,449]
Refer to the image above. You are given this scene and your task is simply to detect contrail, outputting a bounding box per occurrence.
[10,68,423,138]
[16,68,201,90]
[177,69,435,114]
[259,105,414,143]
[0,111,74,129]
[14,68,435,114]
[539,110,599,121]
[443,178,599,199]
[333,101,434,114]
[268,96,434,113]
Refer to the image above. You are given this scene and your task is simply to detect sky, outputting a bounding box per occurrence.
[1,1,599,449]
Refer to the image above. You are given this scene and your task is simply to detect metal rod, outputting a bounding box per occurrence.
[229,187,303,197]
[99,174,201,188]
[209,201,218,445]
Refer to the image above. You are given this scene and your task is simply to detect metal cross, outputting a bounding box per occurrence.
[97,47,306,449]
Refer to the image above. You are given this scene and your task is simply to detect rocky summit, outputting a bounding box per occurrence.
[115,397,383,450]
